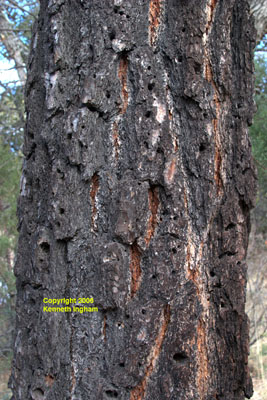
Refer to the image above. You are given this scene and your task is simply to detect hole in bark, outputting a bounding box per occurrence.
[119,362,125,367]
[56,222,60,227]
[210,270,216,277]
[141,309,146,314]
[173,352,188,363]
[225,223,235,231]
[114,7,118,13]
[109,31,116,40]
[93,74,96,78]
[144,141,149,149]
[59,208,65,214]
[152,274,156,279]
[125,314,130,319]
[145,110,152,118]
[106,91,111,98]
[194,63,201,74]
[67,133,72,140]
[105,390,118,398]
[126,14,130,19]
[148,82,155,91]
[173,216,178,220]
[172,248,177,254]
[203,112,208,118]
[220,302,225,308]
[147,65,151,70]
[182,27,186,32]
[87,104,99,112]
[178,56,183,62]
[119,10,124,15]
[219,251,237,259]
[40,242,50,253]
[172,270,176,274]
[199,143,206,152]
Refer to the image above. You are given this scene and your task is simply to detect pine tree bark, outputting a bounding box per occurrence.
[10,1,257,399]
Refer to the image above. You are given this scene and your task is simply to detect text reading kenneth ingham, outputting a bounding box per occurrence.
[43,297,98,313]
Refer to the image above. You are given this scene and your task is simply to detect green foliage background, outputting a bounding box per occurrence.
[250,55,267,233]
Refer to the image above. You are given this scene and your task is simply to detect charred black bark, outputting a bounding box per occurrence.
[10,1,257,399]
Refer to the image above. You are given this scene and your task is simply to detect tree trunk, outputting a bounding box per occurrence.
[10,1,257,399]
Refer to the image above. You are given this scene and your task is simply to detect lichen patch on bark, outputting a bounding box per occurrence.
[130,305,170,400]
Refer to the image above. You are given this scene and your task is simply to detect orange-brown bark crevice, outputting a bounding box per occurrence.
[112,121,120,160]
[90,173,99,231]
[167,159,176,183]
[197,319,209,400]
[145,187,159,247]
[205,61,223,195]
[149,0,163,46]
[45,375,55,387]
[130,242,142,298]
[206,0,218,34]
[118,54,129,114]
[214,143,222,194]
[130,305,170,400]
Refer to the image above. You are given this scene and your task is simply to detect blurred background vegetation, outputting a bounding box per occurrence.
[0,1,266,399]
